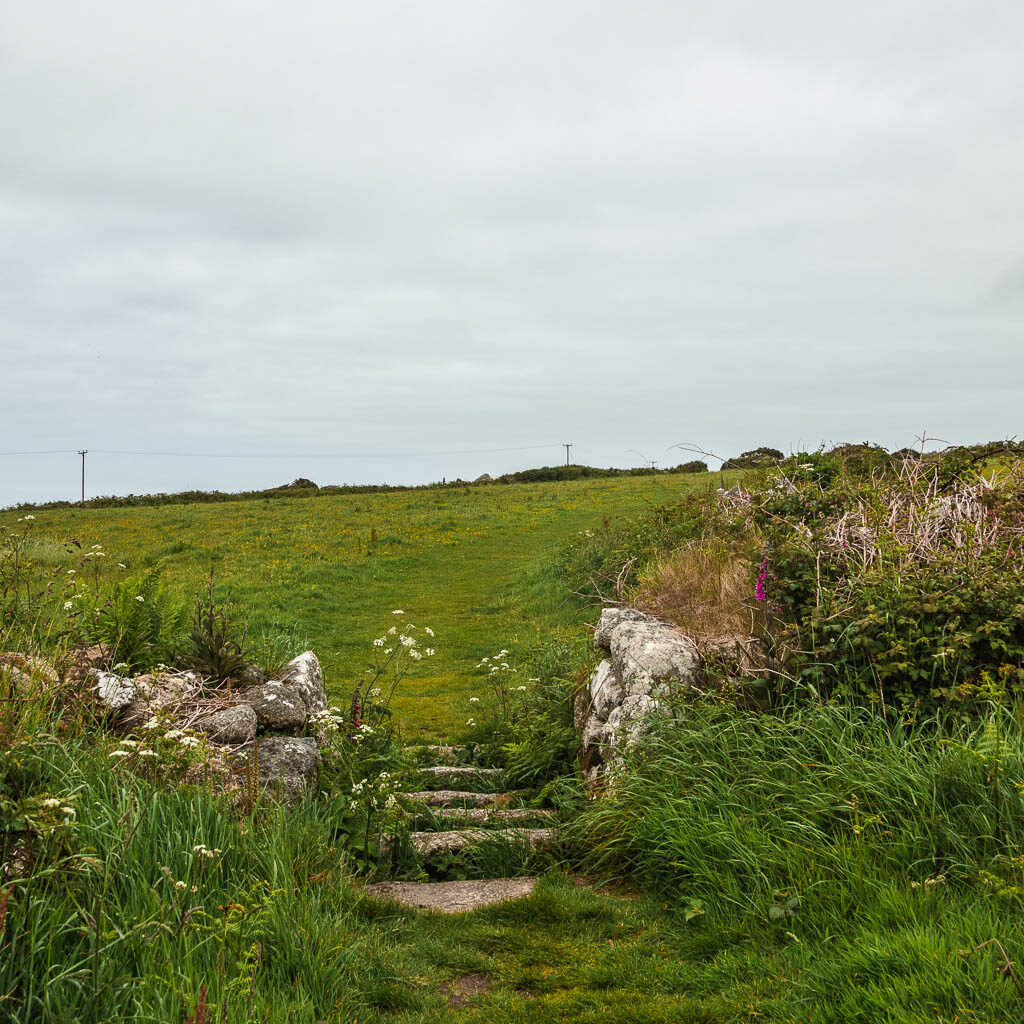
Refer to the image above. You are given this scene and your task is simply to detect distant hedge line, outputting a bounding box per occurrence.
[6,462,709,512]
[492,462,707,484]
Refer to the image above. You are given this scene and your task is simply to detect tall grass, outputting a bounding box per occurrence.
[574,698,1024,1021]
[1,762,404,1021]
[0,672,401,1023]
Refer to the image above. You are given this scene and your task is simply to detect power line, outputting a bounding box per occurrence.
[0,449,78,456]
[0,443,565,461]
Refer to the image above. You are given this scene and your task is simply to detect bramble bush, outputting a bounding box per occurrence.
[749,451,1024,708]
[557,443,1024,712]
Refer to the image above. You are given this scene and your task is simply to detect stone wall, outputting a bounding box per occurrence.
[97,651,328,802]
[576,607,759,777]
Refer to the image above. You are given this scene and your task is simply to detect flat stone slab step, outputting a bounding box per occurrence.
[410,828,560,858]
[402,790,523,808]
[429,807,554,826]
[419,766,505,788]
[364,877,538,914]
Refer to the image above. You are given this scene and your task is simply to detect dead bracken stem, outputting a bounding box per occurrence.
[615,558,637,604]
[968,938,1024,997]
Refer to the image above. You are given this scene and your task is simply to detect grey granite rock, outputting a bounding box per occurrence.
[278,651,327,715]
[593,607,648,651]
[606,616,703,695]
[364,877,538,913]
[243,735,320,803]
[116,673,193,731]
[588,659,623,720]
[241,682,307,733]
[193,704,257,744]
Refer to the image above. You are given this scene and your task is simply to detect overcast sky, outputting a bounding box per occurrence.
[2,1,1023,506]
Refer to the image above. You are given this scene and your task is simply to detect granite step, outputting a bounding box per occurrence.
[364,877,538,913]
[410,827,560,858]
[426,807,554,826]
[403,744,463,765]
[401,790,526,809]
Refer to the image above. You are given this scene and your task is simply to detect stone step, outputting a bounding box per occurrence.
[421,807,554,827]
[401,790,526,808]
[364,877,538,914]
[410,828,560,859]
[418,766,506,790]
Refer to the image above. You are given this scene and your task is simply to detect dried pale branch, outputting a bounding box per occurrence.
[820,464,1024,574]
[614,557,637,604]
[968,938,1024,997]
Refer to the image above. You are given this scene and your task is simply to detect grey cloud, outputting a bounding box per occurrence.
[2,1,1023,505]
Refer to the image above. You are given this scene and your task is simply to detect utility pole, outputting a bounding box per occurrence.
[563,443,572,466]
[78,450,87,502]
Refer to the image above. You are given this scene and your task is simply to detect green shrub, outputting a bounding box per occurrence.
[725,447,784,469]
[750,452,1024,707]
[576,445,1024,710]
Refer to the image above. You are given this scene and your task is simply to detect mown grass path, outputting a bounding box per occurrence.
[17,473,708,737]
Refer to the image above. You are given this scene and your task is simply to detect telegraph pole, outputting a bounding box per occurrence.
[563,443,572,466]
[78,450,87,502]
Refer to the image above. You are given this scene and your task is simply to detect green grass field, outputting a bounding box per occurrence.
[8,460,1024,1023]
[10,472,710,738]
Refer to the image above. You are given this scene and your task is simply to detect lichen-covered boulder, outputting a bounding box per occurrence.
[604,615,703,696]
[581,609,764,781]
[581,709,611,750]
[0,653,59,695]
[593,607,648,650]
[115,672,195,730]
[581,609,709,780]
[606,693,662,744]
[278,652,327,715]
[241,682,307,733]
[588,659,624,720]
[244,735,320,803]
[193,704,257,744]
